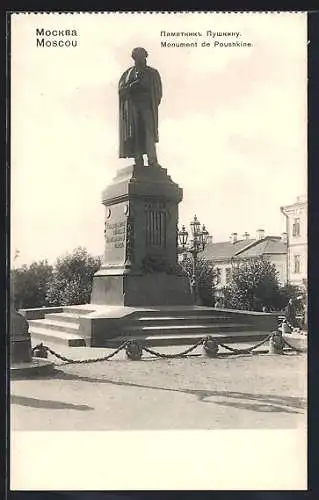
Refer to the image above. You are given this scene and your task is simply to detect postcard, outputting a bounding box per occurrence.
[9,11,307,490]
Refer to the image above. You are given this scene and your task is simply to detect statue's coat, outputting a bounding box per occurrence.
[118,65,162,158]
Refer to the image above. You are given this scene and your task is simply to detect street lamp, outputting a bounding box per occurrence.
[178,215,210,304]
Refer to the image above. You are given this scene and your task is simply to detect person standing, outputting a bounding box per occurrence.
[285,298,298,328]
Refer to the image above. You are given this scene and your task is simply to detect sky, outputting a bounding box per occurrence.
[11,12,307,266]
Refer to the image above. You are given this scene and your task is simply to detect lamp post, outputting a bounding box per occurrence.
[178,215,209,304]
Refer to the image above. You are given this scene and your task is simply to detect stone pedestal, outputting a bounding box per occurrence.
[91,164,193,306]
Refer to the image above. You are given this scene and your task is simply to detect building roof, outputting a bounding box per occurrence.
[202,239,255,261]
[202,236,286,262]
[236,237,287,258]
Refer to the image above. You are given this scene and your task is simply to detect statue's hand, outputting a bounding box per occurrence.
[129,78,141,88]
[119,85,129,95]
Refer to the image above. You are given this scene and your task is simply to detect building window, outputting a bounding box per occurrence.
[294,255,301,274]
[216,267,222,284]
[292,218,300,237]
[225,267,232,283]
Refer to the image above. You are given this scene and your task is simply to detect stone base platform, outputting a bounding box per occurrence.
[22,304,278,348]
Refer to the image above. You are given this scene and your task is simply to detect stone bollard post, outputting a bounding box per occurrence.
[269,331,284,355]
[125,340,143,360]
[203,337,219,357]
[33,343,49,359]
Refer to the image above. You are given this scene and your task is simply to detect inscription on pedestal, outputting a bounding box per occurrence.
[104,204,127,267]
[105,221,126,248]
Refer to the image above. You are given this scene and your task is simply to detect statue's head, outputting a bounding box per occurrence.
[131,47,148,64]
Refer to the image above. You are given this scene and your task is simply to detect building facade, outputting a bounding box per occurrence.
[200,230,287,299]
[280,195,307,288]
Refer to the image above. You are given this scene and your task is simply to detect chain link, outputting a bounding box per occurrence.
[219,334,272,354]
[284,320,295,331]
[143,338,205,359]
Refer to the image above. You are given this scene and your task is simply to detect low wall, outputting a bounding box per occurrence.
[19,306,64,320]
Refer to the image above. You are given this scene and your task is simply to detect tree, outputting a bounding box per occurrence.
[11,260,53,309]
[223,257,281,311]
[46,247,102,306]
[179,255,216,306]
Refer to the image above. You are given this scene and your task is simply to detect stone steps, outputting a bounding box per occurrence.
[127,323,252,334]
[30,326,86,347]
[136,315,234,325]
[137,309,232,318]
[29,317,260,348]
[26,304,276,349]
[29,320,252,347]
[101,330,269,348]
[30,325,268,349]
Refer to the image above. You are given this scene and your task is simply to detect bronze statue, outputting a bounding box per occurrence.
[118,47,162,167]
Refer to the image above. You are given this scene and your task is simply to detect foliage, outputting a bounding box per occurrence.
[11,260,53,309]
[223,257,281,311]
[276,284,306,313]
[46,247,102,306]
[179,255,216,306]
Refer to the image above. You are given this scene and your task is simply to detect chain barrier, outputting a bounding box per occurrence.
[31,329,306,365]
[30,313,307,365]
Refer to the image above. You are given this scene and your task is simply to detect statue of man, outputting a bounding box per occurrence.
[118,47,162,167]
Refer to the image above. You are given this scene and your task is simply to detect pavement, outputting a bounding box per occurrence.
[10,340,307,431]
